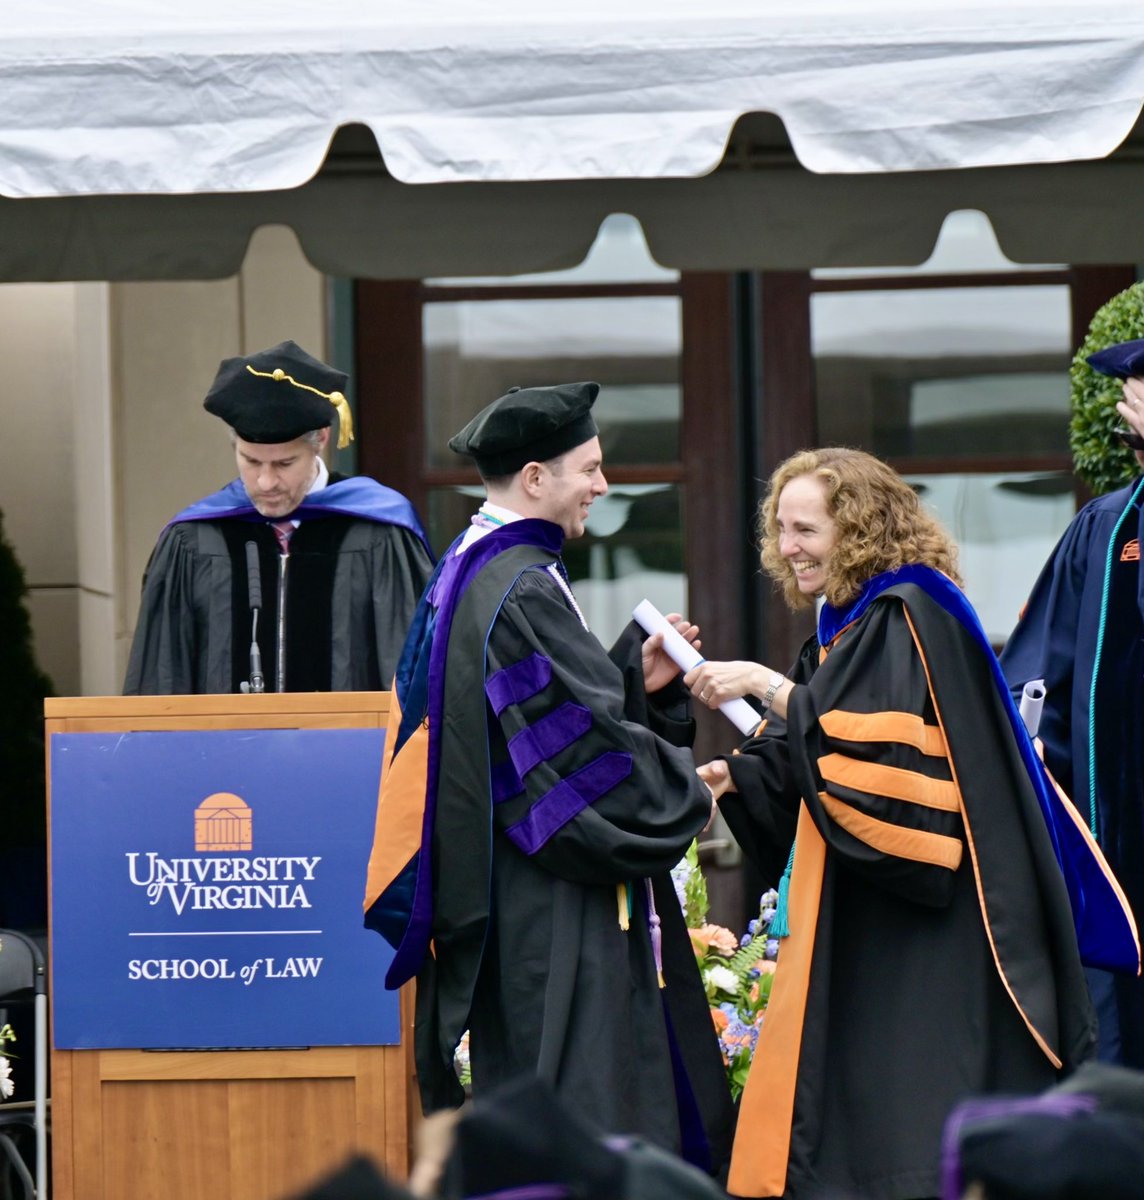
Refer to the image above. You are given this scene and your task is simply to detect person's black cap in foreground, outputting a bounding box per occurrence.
[448,382,599,476]
[284,1154,416,1200]
[945,1062,1144,1200]
[438,1076,725,1200]
[204,339,354,447]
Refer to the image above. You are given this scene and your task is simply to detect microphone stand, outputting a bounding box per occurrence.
[240,540,266,694]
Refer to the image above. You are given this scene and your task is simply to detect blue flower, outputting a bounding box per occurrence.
[740,933,752,947]
[747,919,761,936]
[765,938,779,960]
[670,861,691,910]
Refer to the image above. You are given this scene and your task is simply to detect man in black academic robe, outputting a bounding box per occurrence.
[1001,346,1144,1069]
[124,340,433,695]
[364,382,733,1174]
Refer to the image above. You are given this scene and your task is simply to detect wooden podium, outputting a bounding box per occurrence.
[45,693,416,1200]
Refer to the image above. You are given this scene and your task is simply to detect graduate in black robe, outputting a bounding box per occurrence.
[687,449,1106,1200]
[123,341,432,695]
[1001,341,1144,1069]
[363,383,734,1174]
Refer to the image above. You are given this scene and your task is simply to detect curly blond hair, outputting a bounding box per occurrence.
[759,447,961,610]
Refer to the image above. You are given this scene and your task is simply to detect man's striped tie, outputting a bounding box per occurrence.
[271,520,294,554]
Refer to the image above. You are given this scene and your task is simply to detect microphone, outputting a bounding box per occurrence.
[240,540,266,694]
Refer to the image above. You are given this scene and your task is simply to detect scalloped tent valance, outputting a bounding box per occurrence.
[3,0,1144,280]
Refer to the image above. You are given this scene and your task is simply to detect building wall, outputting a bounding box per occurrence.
[0,226,325,698]
[0,283,87,697]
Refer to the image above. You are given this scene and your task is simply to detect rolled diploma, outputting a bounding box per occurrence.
[1019,678,1046,738]
[632,599,761,736]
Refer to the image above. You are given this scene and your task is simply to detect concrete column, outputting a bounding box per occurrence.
[0,283,84,696]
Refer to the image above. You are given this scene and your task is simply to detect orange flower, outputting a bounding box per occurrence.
[710,1007,729,1033]
[689,924,739,957]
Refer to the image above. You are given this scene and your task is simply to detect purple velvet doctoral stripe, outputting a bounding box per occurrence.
[486,651,553,716]
[506,750,633,855]
[490,760,525,805]
[383,519,565,989]
[465,1187,572,1200]
[662,992,713,1172]
[507,703,592,778]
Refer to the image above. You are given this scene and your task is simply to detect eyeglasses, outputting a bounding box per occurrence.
[1116,427,1144,452]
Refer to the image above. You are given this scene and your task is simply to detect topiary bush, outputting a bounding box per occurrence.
[1070,281,1144,495]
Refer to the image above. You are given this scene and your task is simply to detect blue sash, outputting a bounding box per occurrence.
[171,476,430,549]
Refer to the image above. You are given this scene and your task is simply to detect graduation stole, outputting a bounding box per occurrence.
[821,564,1140,976]
[362,519,564,989]
[1087,477,1144,842]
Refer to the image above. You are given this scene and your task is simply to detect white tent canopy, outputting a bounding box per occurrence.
[4,0,1144,279]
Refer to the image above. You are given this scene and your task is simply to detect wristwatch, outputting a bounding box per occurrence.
[760,671,786,709]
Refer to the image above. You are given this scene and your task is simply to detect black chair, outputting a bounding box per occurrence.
[0,930,47,1200]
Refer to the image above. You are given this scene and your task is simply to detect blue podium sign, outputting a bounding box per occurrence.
[50,727,398,1049]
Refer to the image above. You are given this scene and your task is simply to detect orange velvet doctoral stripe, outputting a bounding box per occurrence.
[363,690,430,911]
[899,605,1062,1068]
[818,790,963,870]
[817,751,960,812]
[727,803,827,1198]
[819,708,947,757]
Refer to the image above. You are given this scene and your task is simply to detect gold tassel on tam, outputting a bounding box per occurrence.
[328,391,354,448]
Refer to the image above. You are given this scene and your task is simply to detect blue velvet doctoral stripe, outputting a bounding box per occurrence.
[367,856,421,952]
[362,548,453,958]
[169,475,432,550]
[819,563,1139,974]
[486,652,553,716]
[506,703,592,778]
[366,519,565,990]
[506,750,633,855]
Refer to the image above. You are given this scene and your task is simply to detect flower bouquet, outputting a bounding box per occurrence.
[454,1028,471,1093]
[672,842,779,1100]
[0,1021,15,1100]
[451,843,779,1101]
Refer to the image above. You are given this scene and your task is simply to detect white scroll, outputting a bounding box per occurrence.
[632,599,761,736]
[1019,678,1046,738]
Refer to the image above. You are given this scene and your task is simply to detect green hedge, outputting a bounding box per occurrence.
[1070,281,1144,495]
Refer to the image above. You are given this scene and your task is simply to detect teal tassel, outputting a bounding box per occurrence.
[771,846,795,939]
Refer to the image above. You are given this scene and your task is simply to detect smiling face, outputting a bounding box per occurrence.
[537,436,608,539]
[775,473,838,597]
[235,430,327,517]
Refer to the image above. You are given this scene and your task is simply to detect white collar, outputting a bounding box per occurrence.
[309,456,330,495]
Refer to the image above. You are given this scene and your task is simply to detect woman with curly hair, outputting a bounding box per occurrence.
[686,447,1096,1200]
